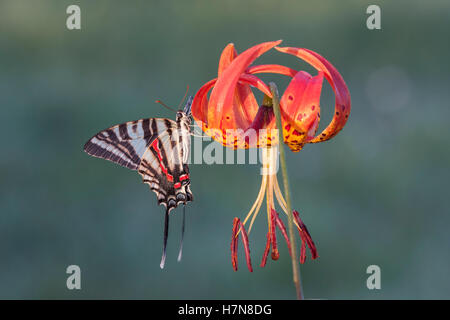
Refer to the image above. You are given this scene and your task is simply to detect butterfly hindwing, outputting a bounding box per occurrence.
[138,113,193,211]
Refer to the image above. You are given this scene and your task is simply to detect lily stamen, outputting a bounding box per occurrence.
[231,218,253,272]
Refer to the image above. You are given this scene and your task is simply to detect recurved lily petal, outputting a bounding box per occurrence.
[218,43,238,75]
[192,75,272,128]
[207,40,282,130]
[191,78,216,130]
[218,43,260,130]
[275,46,351,143]
[246,64,298,78]
[246,63,325,151]
[280,70,324,151]
[193,74,276,149]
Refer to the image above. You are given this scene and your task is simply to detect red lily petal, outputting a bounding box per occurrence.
[246,64,298,77]
[192,78,217,128]
[193,43,270,137]
[192,78,255,147]
[275,47,351,143]
[208,40,282,130]
[238,74,272,98]
[280,71,324,151]
[218,43,237,76]
[293,210,318,263]
[218,43,260,129]
[260,232,271,268]
[234,83,260,129]
[193,73,276,148]
[270,209,279,260]
[233,74,271,131]
[246,64,324,150]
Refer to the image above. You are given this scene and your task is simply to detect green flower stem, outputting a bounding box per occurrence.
[269,82,304,300]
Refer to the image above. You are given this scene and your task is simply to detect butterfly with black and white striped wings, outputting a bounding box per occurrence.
[83,96,194,269]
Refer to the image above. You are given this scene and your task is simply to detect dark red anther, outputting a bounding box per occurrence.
[231,218,239,271]
[260,232,271,267]
[273,210,292,256]
[293,210,318,263]
[299,231,307,264]
[230,218,253,272]
[302,222,318,260]
[270,209,279,260]
[239,221,253,272]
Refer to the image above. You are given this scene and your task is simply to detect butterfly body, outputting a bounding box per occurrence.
[83,96,194,268]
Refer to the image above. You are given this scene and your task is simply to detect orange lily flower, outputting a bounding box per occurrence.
[192,41,351,271]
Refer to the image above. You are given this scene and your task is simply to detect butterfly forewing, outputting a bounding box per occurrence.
[83,118,176,170]
[83,113,192,210]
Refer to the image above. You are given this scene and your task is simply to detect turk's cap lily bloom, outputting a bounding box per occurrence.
[192,40,351,151]
[193,41,350,271]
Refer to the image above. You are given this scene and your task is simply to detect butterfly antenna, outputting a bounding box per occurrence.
[155,100,176,112]
[177,85,190,110]
[160,208,170,269]
[177,205,186,262]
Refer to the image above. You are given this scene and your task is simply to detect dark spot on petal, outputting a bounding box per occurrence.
[311,105,315,111]
[288,95,294,101]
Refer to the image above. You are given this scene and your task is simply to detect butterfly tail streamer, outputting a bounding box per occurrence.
[177,205,186,262]
[160,208,170,269]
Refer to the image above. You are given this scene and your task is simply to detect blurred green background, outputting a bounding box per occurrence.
[1,0,449,299]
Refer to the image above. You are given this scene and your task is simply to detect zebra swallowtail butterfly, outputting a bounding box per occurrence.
[83,96,194,269]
